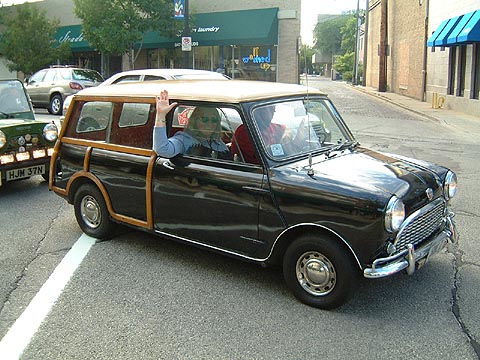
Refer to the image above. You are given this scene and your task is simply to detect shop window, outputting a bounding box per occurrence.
[456,45,467,97]
[447,47,456,95]
[473,44,480,100]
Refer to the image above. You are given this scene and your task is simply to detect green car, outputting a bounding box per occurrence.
[0,79,58,187]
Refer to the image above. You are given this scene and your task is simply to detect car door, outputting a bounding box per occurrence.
[152,156,270,258]
[26,69,47,104]
[37,69,57,105]
[151,105,274,259]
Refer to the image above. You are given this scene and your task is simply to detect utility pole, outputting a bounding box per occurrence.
[352,0,360,85]
[378,0,387,92]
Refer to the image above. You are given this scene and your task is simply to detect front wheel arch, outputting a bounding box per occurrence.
[268,224,361,269]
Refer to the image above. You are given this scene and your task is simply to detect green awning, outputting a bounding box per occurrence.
[55,25,93,52]
[189,7,279,46]
[56,8,279,52]
[143,8,279,49]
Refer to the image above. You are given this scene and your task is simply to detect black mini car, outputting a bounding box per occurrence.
[0,79,58,187]
[50,80,457,309]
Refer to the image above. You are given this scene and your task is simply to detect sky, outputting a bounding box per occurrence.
[301,0,364,45]
[3,0,363,46]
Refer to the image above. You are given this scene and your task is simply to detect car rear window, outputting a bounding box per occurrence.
[72,69,104,82]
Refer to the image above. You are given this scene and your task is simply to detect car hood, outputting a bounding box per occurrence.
[0,117,49,129]
[273,147,447,208]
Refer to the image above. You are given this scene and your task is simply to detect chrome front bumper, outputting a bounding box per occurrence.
[363,213,457,279]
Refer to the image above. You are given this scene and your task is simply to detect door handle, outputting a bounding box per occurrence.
[162,161,175,170]
[241,186,269,195]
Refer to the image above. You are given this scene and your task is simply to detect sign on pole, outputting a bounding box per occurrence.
[182,37,192,51]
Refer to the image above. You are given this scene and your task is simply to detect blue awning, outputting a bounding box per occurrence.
[457,10,480,43]
[446,11,476,45]
[428,10,480,47]
[427,19,449,47]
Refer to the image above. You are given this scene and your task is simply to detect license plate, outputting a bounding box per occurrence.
[6,164,45,181]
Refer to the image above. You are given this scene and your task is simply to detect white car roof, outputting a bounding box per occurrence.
[101,68,229,85]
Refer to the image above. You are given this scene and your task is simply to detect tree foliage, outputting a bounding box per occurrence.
[73,0,182,69]
[313,15,350,58]
[0,4,71,76]
[299,44,316,74]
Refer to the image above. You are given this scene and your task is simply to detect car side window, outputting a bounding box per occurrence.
[29,70,46,84]
[119,103,150,127]
[143,75,167,81]
[76,101,112,134]
[43,70,57,82]
[113,75,141,84]
[111,102,155,148]
[170,105,241,162]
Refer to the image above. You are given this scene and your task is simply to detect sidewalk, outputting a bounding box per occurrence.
[351,84,480,137]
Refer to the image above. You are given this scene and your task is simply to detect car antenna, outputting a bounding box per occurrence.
[303,42,314,177]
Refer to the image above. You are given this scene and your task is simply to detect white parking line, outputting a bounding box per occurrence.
[0,234,96,360]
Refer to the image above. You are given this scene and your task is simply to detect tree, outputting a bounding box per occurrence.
[0,4,71,76]
[313,15,350,59]
[299,44,315,74]
[73,0,182,70]
[334,52,354,82]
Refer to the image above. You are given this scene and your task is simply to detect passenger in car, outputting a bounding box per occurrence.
[231,105,285,164]
[153,90,232,159]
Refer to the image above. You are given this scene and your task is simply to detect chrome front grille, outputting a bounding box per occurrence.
[394,199,446,254]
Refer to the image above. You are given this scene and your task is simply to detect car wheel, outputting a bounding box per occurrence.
[283,234,359,309]
[74,184,115,239]
[48,94,63,116]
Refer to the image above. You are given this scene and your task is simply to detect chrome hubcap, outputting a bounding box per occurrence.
[51,99,61,113]
[296,251,336,296]
[81,195,101,229]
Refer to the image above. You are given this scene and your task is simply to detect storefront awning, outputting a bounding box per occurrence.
[456,10,480,43]
[427,9,480,47]
[56,8,279,52]
[427,16,462,47]
[143,8,279,49]
[55,25,93,52]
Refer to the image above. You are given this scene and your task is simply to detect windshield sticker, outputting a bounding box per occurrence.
[270,143,284,156]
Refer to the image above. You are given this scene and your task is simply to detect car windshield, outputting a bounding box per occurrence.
[252,98,354,161]
[0,80,31,116]
[72,69,104,82]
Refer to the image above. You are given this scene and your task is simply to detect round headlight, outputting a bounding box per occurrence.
[443,170,457,200]
[385,196,405,233]
[0,130,6,148]
[43,123,58,142]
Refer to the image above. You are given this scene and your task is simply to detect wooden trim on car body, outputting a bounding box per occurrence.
[50,136,157,230]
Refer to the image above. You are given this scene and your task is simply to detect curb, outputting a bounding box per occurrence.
[350,85,443,124]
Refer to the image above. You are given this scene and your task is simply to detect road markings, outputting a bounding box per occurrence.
[0,234,96,360]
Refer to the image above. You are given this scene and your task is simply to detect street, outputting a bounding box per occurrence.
[1,78,479,359]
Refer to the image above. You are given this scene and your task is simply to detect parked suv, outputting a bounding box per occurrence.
[25,66,104,116]
[51,80,457,309]
[0,79,58,186]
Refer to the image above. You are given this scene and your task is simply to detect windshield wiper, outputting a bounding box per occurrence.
[325,140,358,158]
[0,111,15,119]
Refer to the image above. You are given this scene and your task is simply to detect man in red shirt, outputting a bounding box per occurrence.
[231,105,285,164]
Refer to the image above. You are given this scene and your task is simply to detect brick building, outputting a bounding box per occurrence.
[365,0,479,117]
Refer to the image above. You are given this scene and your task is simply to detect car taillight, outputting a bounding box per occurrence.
[69,82,84,90]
